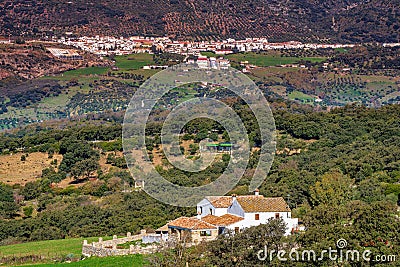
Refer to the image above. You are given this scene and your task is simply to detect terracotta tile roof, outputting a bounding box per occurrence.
[168,217,218,230]
[220,214,245,224]
[202,214,244,226]
[201,215,221,225]
[237,197,290,212]
[205,196,233,208]
[205,195,290,212]
[156,223,169,232]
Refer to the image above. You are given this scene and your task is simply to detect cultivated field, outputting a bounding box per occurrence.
[115,53,154,70]
[226,52,326,67]
[288,90,315,103]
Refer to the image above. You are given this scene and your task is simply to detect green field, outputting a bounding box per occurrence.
[62,67,109,77]
[115,53,154,70]
[0,237,147,266]
[334,47,349,53]
[288,90,315,102]
[112,68,160,79]
[0,237,110,259]
[21,255,144,267]
[41,53,155,81]
[42,67,109,81]
[226,52,326,67]
[200,51,217,57]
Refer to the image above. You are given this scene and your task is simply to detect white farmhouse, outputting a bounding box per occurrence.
[154,191,300,244]
[197,190,299,235]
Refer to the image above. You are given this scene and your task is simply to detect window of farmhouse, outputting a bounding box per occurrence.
[255,214,260,220]
[275,213,280,219]
[200,230,212,236]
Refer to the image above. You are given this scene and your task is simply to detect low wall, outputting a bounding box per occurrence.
[142,234,163,244]
[82,231,159,257]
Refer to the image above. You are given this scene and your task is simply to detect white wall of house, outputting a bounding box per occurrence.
[227,198,244,217]
[241,212,297,235]
[197,197,299,235]
[224,213,298,235]
[224,220,244,232]
[197,199,228,217]
[224,198,298,235]
[213,208,228,216]
[284,218,299,235]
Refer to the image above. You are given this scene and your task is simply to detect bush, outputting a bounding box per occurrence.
[23,206,34,217]
[31,226,64,241]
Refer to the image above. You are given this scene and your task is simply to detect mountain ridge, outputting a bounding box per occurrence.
[0,0,399,42]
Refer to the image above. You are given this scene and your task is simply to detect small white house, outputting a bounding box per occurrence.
[196,56,209,69]
[154,191,300,244]
[196,190,299,235]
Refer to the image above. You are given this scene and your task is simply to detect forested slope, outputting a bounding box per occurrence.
[1,0,399,42]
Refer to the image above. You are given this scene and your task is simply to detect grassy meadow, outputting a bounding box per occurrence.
[0,237,145,266]
[288,90,315,102]
[0,237,109,258]
[114,53,154,70]
[226,52,326,67]
[19,255,144,267]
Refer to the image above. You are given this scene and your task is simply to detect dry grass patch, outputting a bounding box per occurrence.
[0,152,62,185]
[99,151,124,173]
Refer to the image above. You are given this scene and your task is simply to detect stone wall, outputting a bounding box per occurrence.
[142,234,163,244]
[82,230,159,257]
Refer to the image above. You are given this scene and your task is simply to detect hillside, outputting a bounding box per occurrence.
[0,103,399,266]
[0,0,399,42]
[0,43,107,82]
[0,45,399,130]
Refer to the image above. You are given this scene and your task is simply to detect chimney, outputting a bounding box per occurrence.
[231,194,237,202]
[254,189,259,196]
